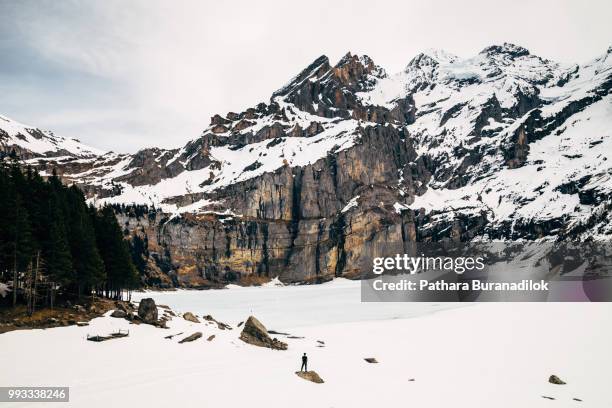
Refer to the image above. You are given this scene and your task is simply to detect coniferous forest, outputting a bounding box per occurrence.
[0,160,139,309]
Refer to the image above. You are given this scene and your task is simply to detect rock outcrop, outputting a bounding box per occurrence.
[137,298,158,324]
[239,316,287,350]
[183,312,200,323]
[295,371,324,384]
[549,375,566,385]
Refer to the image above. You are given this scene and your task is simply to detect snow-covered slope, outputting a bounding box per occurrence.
[356,43,612,239]
[92,115,362,214]
[0,114,104,159]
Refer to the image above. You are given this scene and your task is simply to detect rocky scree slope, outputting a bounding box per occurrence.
[3,43,611,286]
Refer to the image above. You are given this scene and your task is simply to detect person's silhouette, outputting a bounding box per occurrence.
[300,353,308,372]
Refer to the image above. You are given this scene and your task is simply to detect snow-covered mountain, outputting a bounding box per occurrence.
[0,114,103,159]
[4,43,611,285]
[361,43,612,240]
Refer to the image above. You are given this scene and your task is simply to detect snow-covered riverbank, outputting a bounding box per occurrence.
[1,280,611,407]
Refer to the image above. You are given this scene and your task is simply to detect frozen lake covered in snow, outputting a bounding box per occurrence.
[132,278,461,329]
[3,280,612,408]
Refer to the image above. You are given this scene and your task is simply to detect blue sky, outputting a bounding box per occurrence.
[1,0,611,153]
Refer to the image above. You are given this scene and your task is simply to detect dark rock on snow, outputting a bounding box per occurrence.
[183,312,200,323]
[549,374,566,385]
[179,332,203,343]
[295,371,324,384]
[138,298,158,324]
[110,310,127,318]
[202,314,231,330]
[239,316,287,350]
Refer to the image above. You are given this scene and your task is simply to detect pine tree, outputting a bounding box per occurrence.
[23,167,49,254]
[94,206,139,299]
[45,189,74,288]
[129,234,149,274]
[0,163,33,305]
[12,166,34,270]
[0,164,140,304]
[65,186,105,297]
[0,163,14,274]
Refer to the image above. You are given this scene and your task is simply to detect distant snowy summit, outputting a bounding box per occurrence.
[0,114,103,159]
[2,43,611,285]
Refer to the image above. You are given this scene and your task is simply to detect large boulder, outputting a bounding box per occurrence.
[138,298,158,324]
[549,375,566,385]
[183,312,200,323]
[110,310,127,318]
[239,316,287,350]
[295,371,324,384]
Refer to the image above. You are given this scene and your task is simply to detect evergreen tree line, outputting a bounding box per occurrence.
[0,161,139,307]
[110,202,157,221]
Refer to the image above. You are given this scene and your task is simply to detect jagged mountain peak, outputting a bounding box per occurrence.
[423,48,459,63]
[480,42,530,58]
[200,52,390,141]
[273,52,386,101]
[335,51,359,65]
[362,43,567,115]
[407,48,459,69]
[334,52,387,79]
[272,55,331,98]
[406,52,440,70]
[265,51,403,123]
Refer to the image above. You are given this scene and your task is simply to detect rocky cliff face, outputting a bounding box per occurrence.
[3,43,612,286]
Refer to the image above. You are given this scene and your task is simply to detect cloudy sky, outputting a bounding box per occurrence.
[1,0,611,153]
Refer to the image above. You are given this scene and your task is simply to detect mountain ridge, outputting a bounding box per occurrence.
[2,43,611,286]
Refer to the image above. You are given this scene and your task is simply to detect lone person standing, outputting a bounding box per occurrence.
[300,353,308,372]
